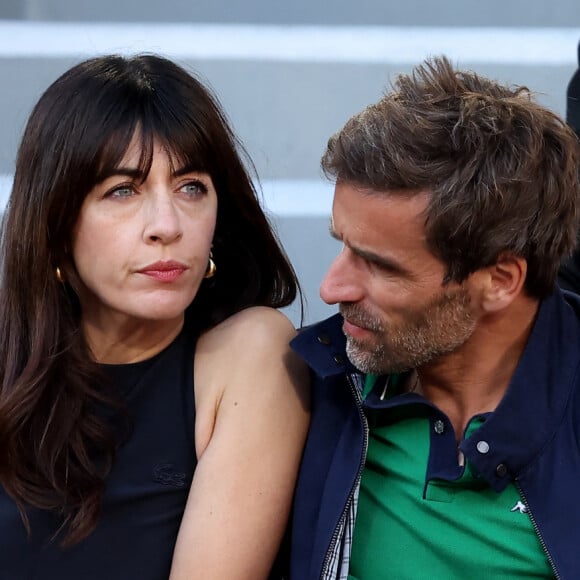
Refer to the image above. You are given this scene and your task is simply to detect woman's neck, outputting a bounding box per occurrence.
[82,314,185,364]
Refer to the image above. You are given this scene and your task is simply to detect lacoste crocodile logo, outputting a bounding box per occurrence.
[153,463,186,487]
[510,501,528,514]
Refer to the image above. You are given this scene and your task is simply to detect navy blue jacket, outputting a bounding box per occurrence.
[289,289,580,579]
[557,40,580,292]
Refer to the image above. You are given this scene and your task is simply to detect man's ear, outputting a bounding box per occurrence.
[479,253,527,313]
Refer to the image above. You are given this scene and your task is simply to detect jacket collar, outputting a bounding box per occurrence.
[292,290,580,491]
[291,313,359,378]
[462,288,580,490]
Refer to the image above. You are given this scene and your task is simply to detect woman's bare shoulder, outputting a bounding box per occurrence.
[197,306,298,362]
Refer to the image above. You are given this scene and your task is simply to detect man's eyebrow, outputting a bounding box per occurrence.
[328,223,406,274]
[353,246,406,274]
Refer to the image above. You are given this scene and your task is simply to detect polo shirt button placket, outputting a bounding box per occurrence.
[476,440,490,454]
[495,463,508,477]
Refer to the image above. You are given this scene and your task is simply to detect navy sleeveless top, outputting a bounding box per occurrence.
[0,328,197,580]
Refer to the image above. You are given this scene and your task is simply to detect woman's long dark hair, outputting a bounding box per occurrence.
[0,54,299,545]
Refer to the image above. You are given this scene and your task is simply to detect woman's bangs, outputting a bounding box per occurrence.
[92,91,223,189]
[151,110,214,177]
[93,122,154,184]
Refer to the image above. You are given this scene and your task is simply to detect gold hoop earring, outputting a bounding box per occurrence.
[55,267,65,284]
[204,253,216,279]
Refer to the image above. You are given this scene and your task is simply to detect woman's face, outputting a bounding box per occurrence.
[72,137,218,330]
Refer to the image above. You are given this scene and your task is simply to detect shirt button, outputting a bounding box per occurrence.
[476,441,490,454]
[333,354,346,365]
[433,420,445,434]
[496,463,508,477]
[317,334,331,345]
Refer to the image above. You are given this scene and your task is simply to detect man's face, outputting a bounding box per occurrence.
[320,182,478,374]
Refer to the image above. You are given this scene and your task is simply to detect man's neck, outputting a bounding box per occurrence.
[415,294,539,441]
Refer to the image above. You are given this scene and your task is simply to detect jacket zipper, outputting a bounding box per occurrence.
[515,481,560,579]
[320,373,369,579]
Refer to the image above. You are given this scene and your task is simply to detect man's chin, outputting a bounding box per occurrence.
[345,340,385,374]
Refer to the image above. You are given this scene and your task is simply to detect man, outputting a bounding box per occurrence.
[289,57,580,579]
[558,39,580,291]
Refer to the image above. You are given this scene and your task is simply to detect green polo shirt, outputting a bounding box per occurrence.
[347,374,554,579]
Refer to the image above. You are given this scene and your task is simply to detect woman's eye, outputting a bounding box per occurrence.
[181,180,208,197]
[108,186,134,198]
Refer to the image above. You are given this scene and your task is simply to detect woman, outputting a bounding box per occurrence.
[0,54,309,579]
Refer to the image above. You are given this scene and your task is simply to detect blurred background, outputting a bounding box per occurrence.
[1,1,579,324]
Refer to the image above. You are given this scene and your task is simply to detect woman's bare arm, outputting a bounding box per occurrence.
[169,306,310,580]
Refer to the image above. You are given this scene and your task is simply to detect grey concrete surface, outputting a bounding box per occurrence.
[4,0,580,27]
[0,0,24,19]
[272,216,340,325]
[0,58,575,179]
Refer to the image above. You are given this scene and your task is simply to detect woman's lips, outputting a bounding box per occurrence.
[138,261,187,282]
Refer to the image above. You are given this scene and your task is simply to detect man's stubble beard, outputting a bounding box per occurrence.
[341,287,477,374]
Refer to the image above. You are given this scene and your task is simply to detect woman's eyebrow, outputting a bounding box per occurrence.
[95,167,143,184]
[172,164,207,178]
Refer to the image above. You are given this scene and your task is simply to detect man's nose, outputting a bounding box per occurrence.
[319,249,365,305]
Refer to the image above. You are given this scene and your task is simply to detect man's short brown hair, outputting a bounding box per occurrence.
[322,56,580,298]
